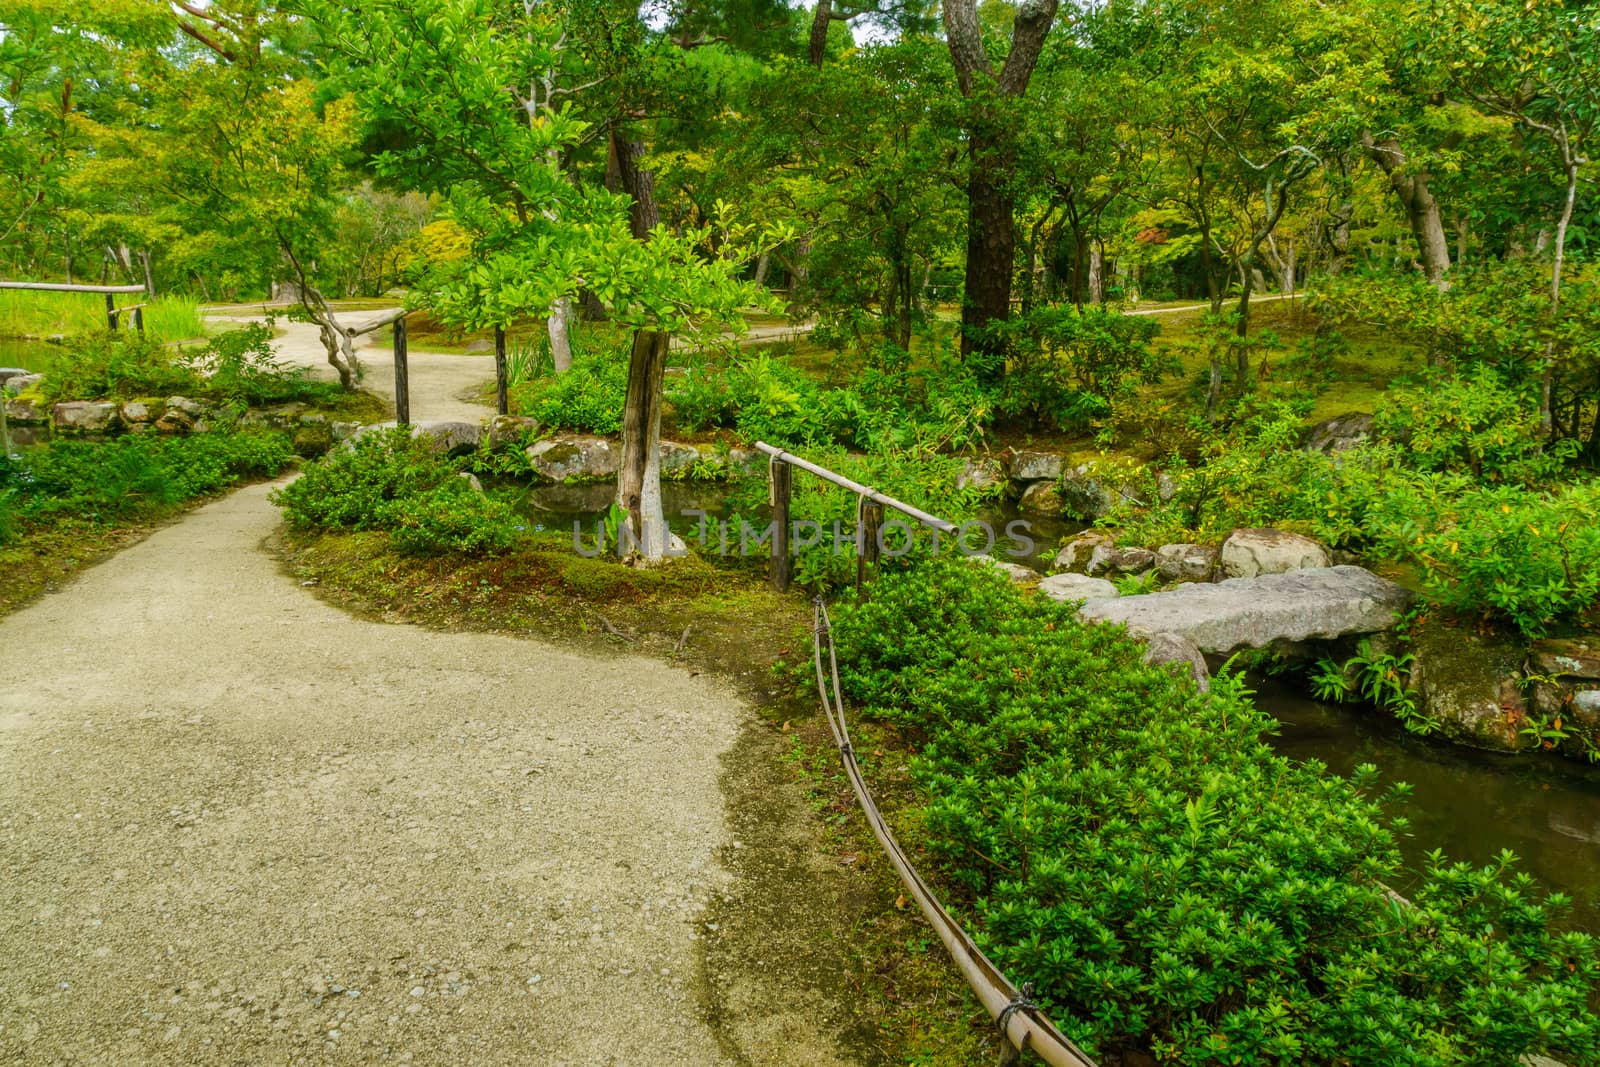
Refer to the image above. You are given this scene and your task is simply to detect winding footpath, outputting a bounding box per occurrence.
[0,313,859,1065]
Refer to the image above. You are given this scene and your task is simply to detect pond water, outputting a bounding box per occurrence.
[1259,677,1600,931]
[0,338,57,374]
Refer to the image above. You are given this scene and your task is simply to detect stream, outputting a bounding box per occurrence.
[0,338,56,373]
[1259,677,1600,931]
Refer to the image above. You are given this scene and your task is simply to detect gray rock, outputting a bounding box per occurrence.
[1060,465,1118,520]
[154,409,194,434]
[1139,631,1211,692]
[120,400,157,424]
[1155,543,1218,583]
[1157,471,1178,502]
[459,472,485,493]
[1038,573,1119,603]
[1305,412,1374,453]
[53,401,119,433]
[1087,544,1156,577]
[5,397,48,423]
[1076,565,1414,654]
[1017,480,1062,514]
[165,396,206,418]
[0,368,28,385]
[969,555,1038,584]
[486,415,541,451]
[1219,528,1331,579]
[1530,637,1600,680]
[3,373,42,396]
[330,420,362,442]
[356,419,480,456]
[463,339,494,354]
[1408,620,1528,752]
[1009,450,1064,482]
[658,440,704,477]
[957,457,1006,492]
[1054,531,1113,573]
[527,435,619,481]
[1575,691,1600,715]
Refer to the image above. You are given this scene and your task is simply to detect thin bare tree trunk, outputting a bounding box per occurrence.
[547,295,573,373]
[1361,133,1452,287]
[609,128,672,561]
[1541,136,1579,440]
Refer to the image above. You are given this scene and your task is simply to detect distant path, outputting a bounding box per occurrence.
[208,310,494,423]
[1124,292,1299,317]
[0,483,859,1065]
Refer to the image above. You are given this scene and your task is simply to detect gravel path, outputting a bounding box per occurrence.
[0,482,828,1065]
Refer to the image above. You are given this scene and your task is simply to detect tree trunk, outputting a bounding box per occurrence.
[547,295,573,373]
[138,249,155,297]
[609,128,672,560]
[1541,141,1579,440]
[1087,242,1105,305]
[943,0,1060,378]
[808,0,833,67]
[1361,133,1451,287]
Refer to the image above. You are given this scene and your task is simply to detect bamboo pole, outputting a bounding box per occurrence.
[495,325,509,416]
[393,315,410,426]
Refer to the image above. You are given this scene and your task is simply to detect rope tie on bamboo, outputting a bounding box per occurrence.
[996,984,1039,1066]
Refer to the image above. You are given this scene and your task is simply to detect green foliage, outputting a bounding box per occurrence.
[273,427,521,555]
[512,344,629,436]
[1312,638,1437,734]
[1373,366,1567,481]
[37,331,200,404]
[181,322,341,407]
[990,306,1171,432]
[0,430,293,526]
[831,561,1600,1065]
[1399,481,1600,637]
[668,344,993,454]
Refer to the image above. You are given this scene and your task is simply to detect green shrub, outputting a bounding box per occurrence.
[512,345,629,434]
[273,427,521,554]
[2,430,294,525]
[1393,481,1600,637]
[1373,366,1565,482]
[989,305,1170,432]
[832,561,1600,1065]
[38,332,202,404]
[182,323,340,406]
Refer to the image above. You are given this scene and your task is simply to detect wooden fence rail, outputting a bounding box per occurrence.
[0,280,150,334]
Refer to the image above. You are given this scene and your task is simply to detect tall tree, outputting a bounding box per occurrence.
[943,0,1060,377]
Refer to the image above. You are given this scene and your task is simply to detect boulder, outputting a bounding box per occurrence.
[658,440,705,477]
[2,372,42,396]
[1408,620,1529,752]
[292,423,335,456]
[1530,637,1600,680]
[1087,544,1156,578]
[1076,565,1413,654]
[1038,573,1118,603]
[165,396,206,418]
[1060,465,1119,521]
[120,400,158,425]
[1219,528,1331,579]
[1018,480,1062,514]
[1054,530,1113,573]
[526,435,619,481]
[1305,412,1374,453]
[154,410,194,434]
[1009,450,1064,482]
[1140,631,1211,692]
[330,421,362,443]
[957,457,1006,492]
[486,415,541,451]
[52,401,119,433]
[413,420,482,456]
[0,368,28,386]
[1156,543,1218,583]
[459,472,485,493]
[5,397,47,423]
[969,555,1038,584]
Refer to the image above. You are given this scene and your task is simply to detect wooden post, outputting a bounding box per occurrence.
[494,325,508,416]
[105,292,117,331]
[856,501,883,592]
[771,460,792,592]
[393,315,410,426]
[133,306,145,334]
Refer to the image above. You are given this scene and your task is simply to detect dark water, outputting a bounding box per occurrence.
[0,338,55,373]
[1259,677,1600,931]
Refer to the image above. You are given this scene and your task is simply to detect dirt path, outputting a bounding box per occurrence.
[209,311,493,423]
[0,483,860,1065]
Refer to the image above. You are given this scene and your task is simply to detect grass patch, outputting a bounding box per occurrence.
[0,289,204,342]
